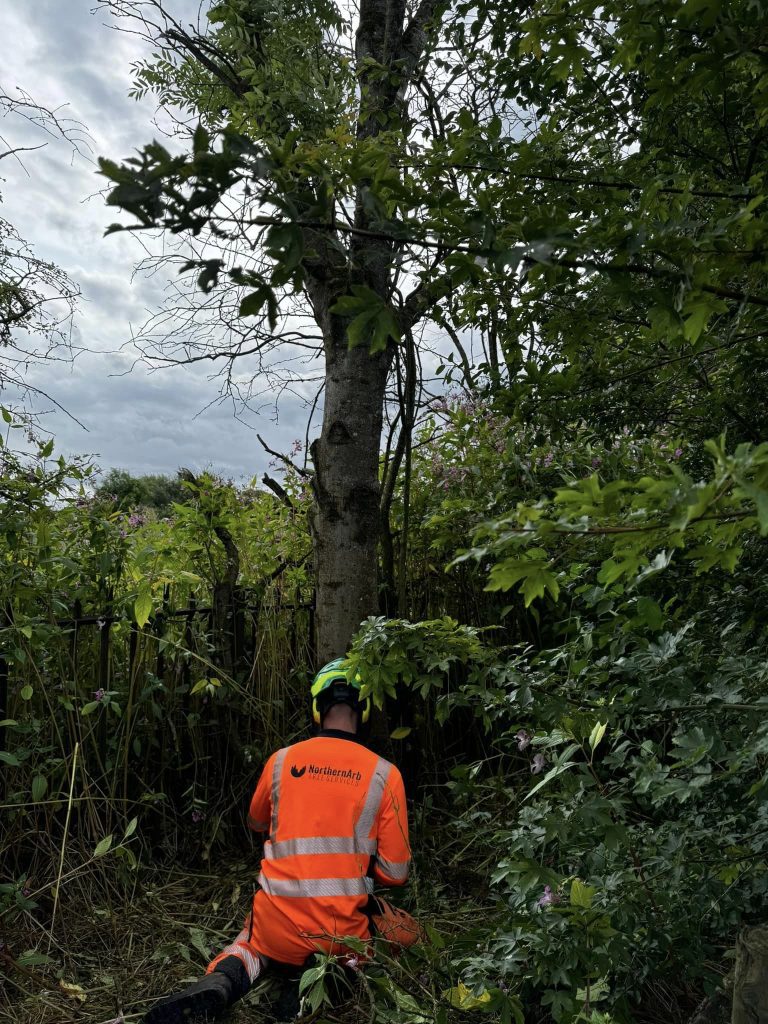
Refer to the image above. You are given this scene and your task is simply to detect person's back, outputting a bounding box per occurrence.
[247,728,410,964]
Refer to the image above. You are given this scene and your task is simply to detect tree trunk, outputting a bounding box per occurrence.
[689,986,731,1024]
[304,0,441,662]
[732,927,768,1024]
[310,314,390,662]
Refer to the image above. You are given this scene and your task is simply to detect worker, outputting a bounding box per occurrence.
[144,658,420,1024]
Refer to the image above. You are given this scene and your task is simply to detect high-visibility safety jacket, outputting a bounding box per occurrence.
[245,729,411,965]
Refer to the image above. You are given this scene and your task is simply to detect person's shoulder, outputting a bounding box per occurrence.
[382,757,404,782]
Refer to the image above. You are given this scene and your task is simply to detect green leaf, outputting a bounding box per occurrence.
[589,722,607,752]
[239,288,268,318]
[94,834,113,858]
[298,964,326,995]
[0,751,20,766]
[635,596,664,631]
[521,567,559,606]
[346,309,377,348]
[330,285,400,352]
[192,122,210,155]
[570,878,596,909]
[682,304,710,342]
[575,977,610,1003]
[525,761,577,801]
[124,816,138,839]
[17,951,54,967]
[188,927,211,961]
[135,584,153,629]
[20,685,33,701]
[31,775,48,801]
[390,726,412,740]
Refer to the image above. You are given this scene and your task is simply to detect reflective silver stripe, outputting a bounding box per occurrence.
[259,872,374,898]
[218,928,265,983]
[265,836,377,859]
[374,855,409,880]
[270,747,288,841]
[354,757,392,843]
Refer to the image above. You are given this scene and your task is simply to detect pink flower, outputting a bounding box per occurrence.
[530,753,548,774]
[515,729,531,751]
[191,809,205,823]
[93,688,106,702]
[673,447,683,459]
[536,885,560,908]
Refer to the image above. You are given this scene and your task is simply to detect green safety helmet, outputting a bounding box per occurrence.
[310,658,370,725]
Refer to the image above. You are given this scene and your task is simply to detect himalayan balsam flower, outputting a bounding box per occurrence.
[530,753,548,774]
[93,688,106,702]
[128,513,145,528]
[591,457,602,468]
[515,729,531,751]
[673,447,683,459]
[191,809,205,824]
[543,452,554,467]
[536,885,560,908]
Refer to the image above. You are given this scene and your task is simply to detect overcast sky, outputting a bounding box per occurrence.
[1,0,315,483]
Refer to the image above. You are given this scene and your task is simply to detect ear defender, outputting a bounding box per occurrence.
[312,697,321,725]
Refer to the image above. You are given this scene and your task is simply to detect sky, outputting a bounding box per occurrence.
[0,0,315,483]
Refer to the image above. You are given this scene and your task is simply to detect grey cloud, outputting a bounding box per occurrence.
[2,0,314,478]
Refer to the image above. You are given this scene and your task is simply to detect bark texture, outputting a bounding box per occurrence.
[731,927,768,1024]
[310,327,390,662]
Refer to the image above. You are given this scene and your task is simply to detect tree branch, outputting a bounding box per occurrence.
[257,433,311,478]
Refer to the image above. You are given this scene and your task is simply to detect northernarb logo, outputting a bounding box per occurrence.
[289,763,362,782]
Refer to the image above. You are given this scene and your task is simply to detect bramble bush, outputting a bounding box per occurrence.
[346,407,768,1023]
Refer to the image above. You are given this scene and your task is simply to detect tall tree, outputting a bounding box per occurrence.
[100,0,768,659]
[100,0,462,659]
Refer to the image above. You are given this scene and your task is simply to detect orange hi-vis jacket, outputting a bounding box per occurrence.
[245,730,411,965]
